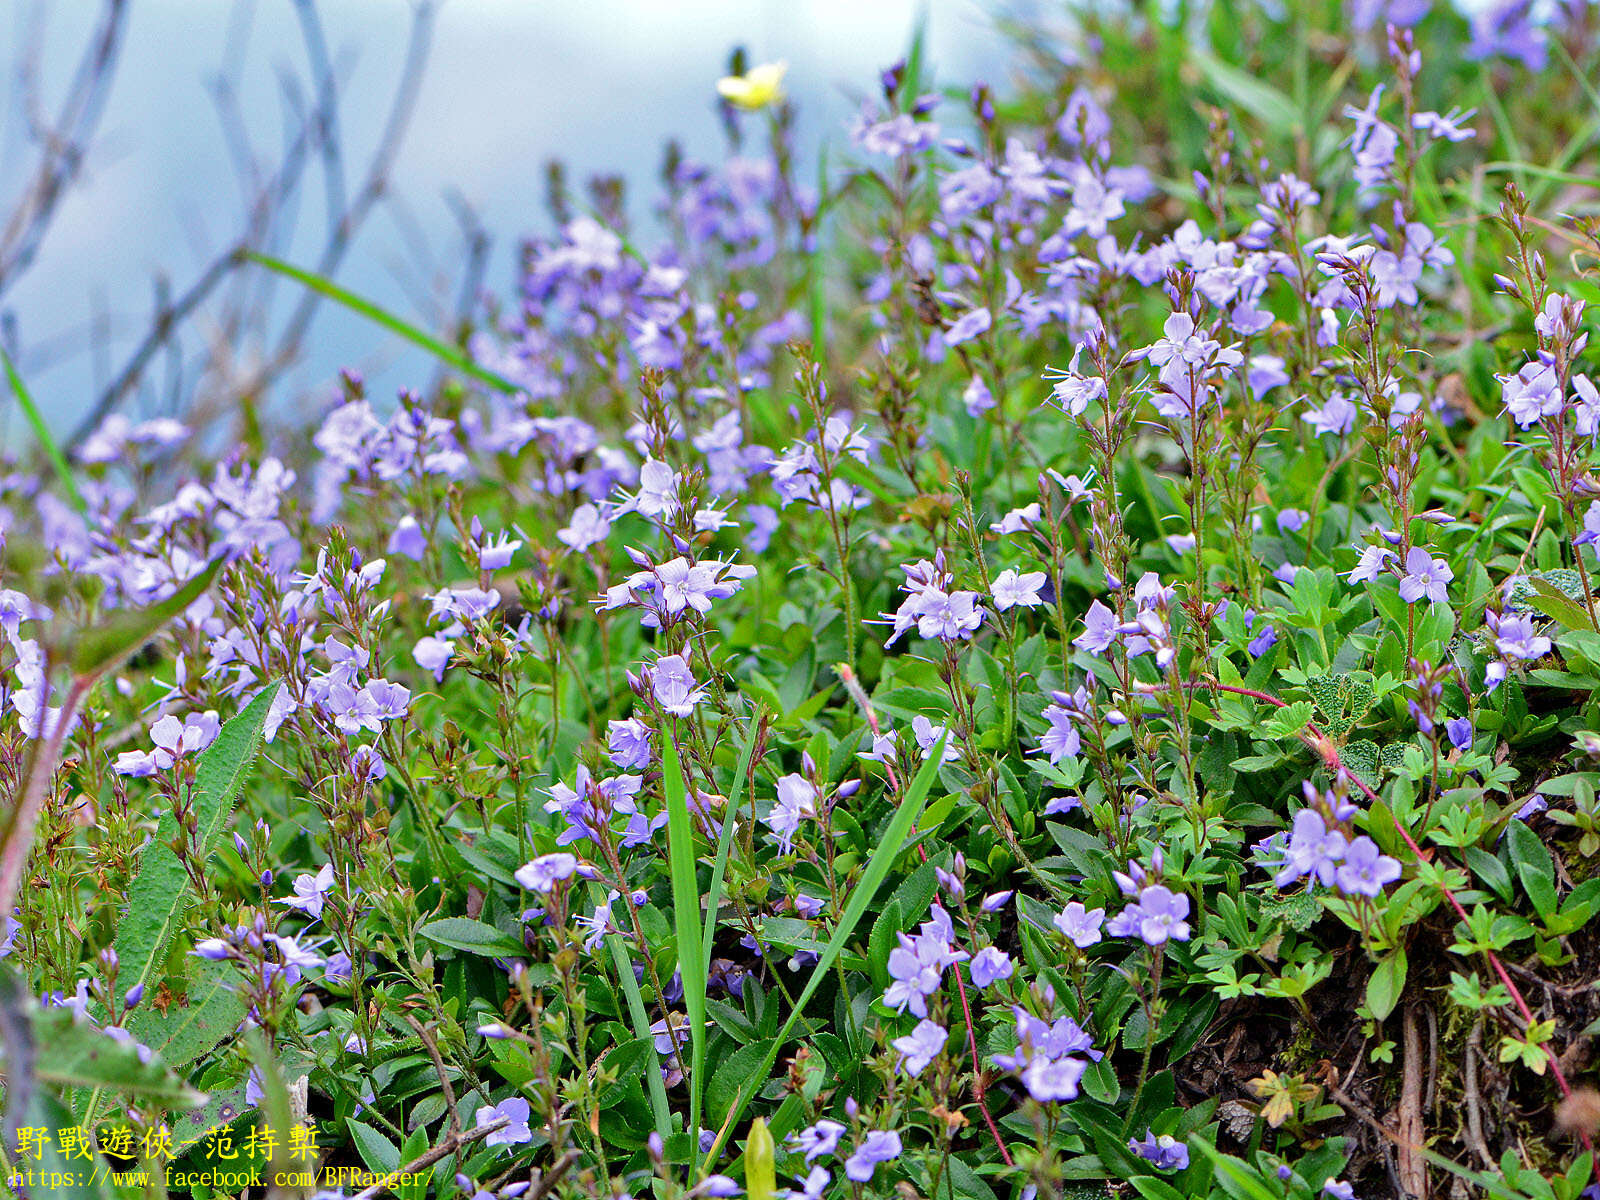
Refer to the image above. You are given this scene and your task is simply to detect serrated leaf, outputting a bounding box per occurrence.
[27,1006,205,1108]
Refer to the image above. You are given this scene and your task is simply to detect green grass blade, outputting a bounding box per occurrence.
[246,251,522,394]
[82,683,280,1128]
[722,734,945,1146]
[702,718,760,976]
[1,345,86,514]
[663,727,709,1167]
[605,927,672,1140]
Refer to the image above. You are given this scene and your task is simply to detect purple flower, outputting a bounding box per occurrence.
[1488,611,1550,661]
[1303,394,1358,437]
[1446,717,1473,751]
[651,655,708,717]
[280,863,335,920]
[515,853,580,893]
[607,717,654,770]
[791,1119,845,1164]
[991,569,1046,611]
[1335,836,1402,898]
[1073,600,1118,655]
[1398,547,1452,604]
[1501,359,1563,428]
[387,515,428,560]
[784,1168,831,1200]
[1022,1056,1087,1102]
[558,504,611,552]
[969,947,1013,988]
[944,307,992,346]
[1129,1130,1189,1172]
[1349,544,1397,584]
[1274,809,1348,889]
[1053,901,1105,948]
[412,635,455,682]
[1131,885,1190,945]
[1324,1180,1356,1200]
[883,905,969,1017]
[891,1019,947,1076]
[1038,704,1081,765]
[765,775,818,854]
[475,1097,533,1147]
[843,1130,902,1182]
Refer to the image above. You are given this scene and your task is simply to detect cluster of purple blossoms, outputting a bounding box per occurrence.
[1129,1130,1190,1172]
[1483,609,1552,689]
[113,710,221,777]
[597,548,755,629]
[881,556,985,647]
[1266,783,1402,899]
[543,764,659,850]
[882,902,968,1017]
[992,996,1102,1103]
[786,1115,903,1194]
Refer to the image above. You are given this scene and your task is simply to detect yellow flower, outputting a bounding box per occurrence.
[716,61,787,111]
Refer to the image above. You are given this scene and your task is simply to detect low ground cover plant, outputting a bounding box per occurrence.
[5,3,1600,1198]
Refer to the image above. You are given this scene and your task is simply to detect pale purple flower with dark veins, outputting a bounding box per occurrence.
[280,863,335,920]
[114,711,222,777]
[1053,901,1105,948]
[991,569,1046,611]
[791,1119,845,1164]
[1398,547,1452,604]
[843,1130,902,1182]
[1500,358,1563,428]
[606,717,654,769]
[1488,612,1551,661]
[892,1019,948,1076]
[651,655,707,717]
[1303,394,1358,436]
[1336,837,1402,897]
[558,504,611,552]
[1348,544,1397,584]
[1038,704,1081,765]
[515,853,580,893]
[475,1097,533,1147]
[1446,717,1473,751]
[911,715,960,763]
[631,458,679,518]
[1023,1056,1088,1103]
[1073,600,1118,655]
[1129,1130,1190,1172]
[1274,809,1348,889]
[883,905,969,1017]
[944,307,992,346]
[969,947,1013,988]
[765,775,817,854]
[1132,885,1191,945]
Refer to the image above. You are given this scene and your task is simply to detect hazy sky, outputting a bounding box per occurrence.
[0,1,1026,439]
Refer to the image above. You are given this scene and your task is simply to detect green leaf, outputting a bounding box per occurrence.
[417,918,525,959]
[663,727,710,1161]
[347,1117,402,1175]
[1,345,86,513]
[1505,820,1558,918]
[1527,576,1593,631]
[605,927,672,1141]
[247,252,521,393]
[86,684,279,1129]
[1365,949,1407,1023]
[704,720,760,977]
[70,556,224,678]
